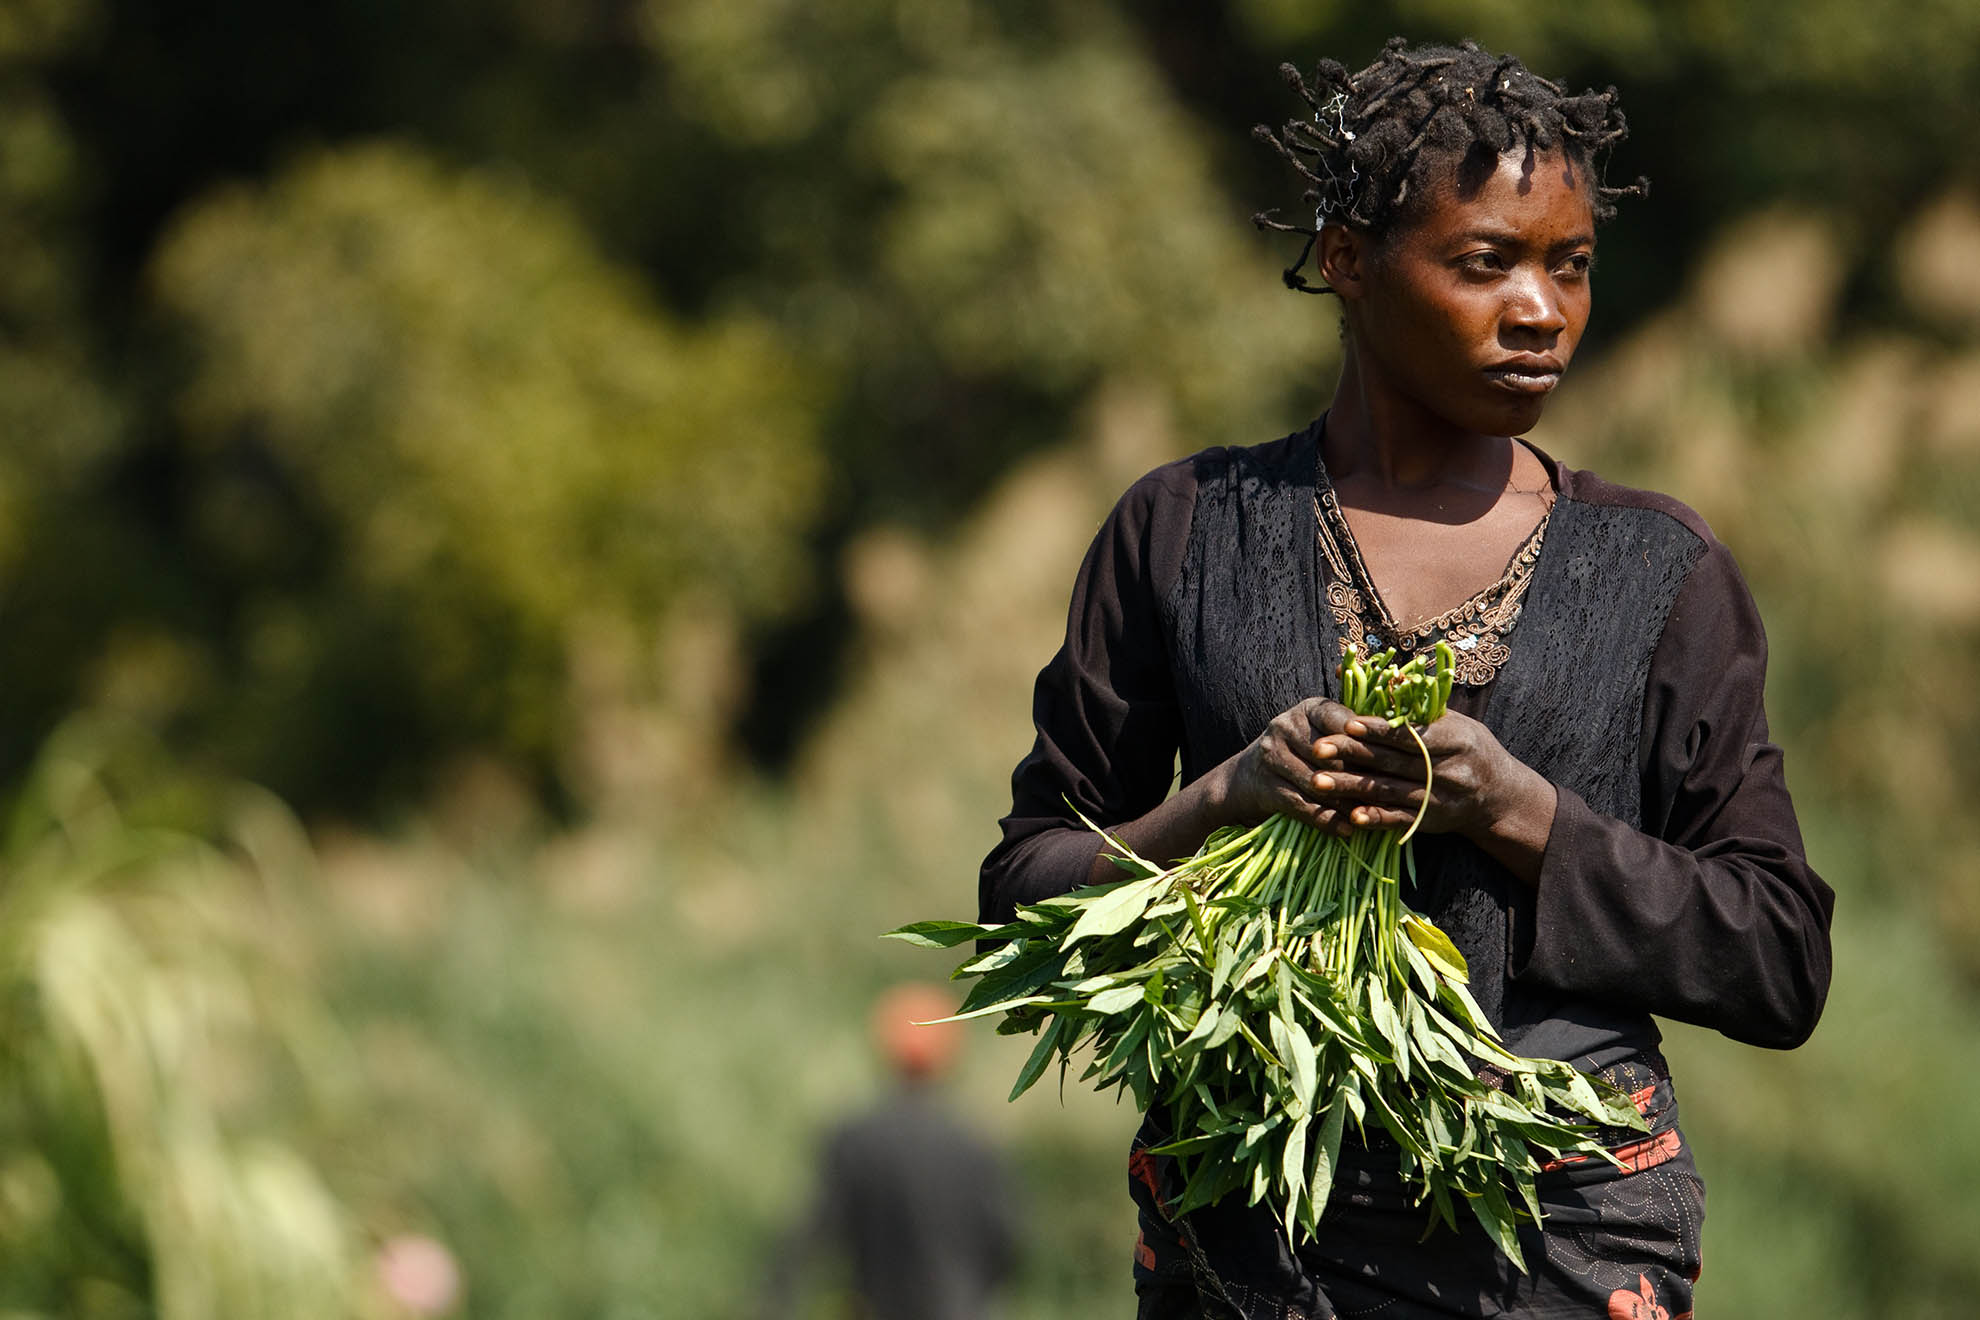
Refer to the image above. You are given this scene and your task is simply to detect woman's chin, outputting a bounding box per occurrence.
[1438,394,1551,439]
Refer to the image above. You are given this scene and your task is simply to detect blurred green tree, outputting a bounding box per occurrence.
[141,141,823,812]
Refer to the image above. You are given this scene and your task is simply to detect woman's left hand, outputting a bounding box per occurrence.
[1304,709,1559,883]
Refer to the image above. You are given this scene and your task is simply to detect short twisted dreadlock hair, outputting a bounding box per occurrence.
[1254,38,1647,294]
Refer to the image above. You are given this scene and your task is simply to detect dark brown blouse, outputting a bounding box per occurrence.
[980,418,1833,1065]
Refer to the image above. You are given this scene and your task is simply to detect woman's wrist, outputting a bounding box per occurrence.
[1465,762,1559,886]
[1085,764,1237,885]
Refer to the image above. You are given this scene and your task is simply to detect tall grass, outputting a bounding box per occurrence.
[0,720,359,1317]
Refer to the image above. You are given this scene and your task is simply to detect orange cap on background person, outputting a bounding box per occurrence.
[871,982,964,1081]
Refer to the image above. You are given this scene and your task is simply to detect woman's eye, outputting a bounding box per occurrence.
[1558,252,1595,277]
[1458,251,1505,274]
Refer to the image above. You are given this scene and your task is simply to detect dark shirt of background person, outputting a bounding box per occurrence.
[763,982,1019,1320]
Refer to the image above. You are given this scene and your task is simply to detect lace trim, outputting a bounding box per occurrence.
[1314,463,1552,688]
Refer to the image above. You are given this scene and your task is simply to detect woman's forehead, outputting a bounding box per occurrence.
[1404,146,1596,239]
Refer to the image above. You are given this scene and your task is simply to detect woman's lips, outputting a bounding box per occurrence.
[1482,365,1563,396]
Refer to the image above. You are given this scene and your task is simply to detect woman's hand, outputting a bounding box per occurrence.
[1303,706,1560,884]
[1205,697,1376,836]
[1100,697,1559,887]
[1208,700,1559,884]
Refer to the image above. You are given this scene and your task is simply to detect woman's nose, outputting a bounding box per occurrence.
[1505,272,1568,336]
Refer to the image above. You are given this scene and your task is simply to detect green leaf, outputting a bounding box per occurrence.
[1210,933,1238,998]
[1240,1114,1282,1153]
[1179,883,1214,951]
[1284,1016,1318,1114]
[1016,900,1079,927]
[1422,1092,1456,1153]
[1567,1069,1649,1130]
[1360,1078,1430,1159]
[957,947,1064,1015]
[883,919,990,948]
[1087,984,1147,1015]
[959,942,1025,975]
[1008,1015,1065,1101]
[1066,875,1166,944]
[1426,1180,1458,1234]
[1266,1016,1303,1118]
[1205,1005,1242,1051]
[930,994,1054,1023]
[1099,1012,1152,1079]
[1283,1113,1311,1225]
[1285,967,1356,1038]
[1233,945,1277,991]
[1311,1092,1346,1212]
[1341,1074,1366,1127]
[1367,976,1408,1083]
[1103,851,1160,879]
[1476,1085,1539,1124]
[1172,1156,1246,1217]
[1435,977,1498,1038]
[1179,1003,1223,1049]
[1513,1164,1543,1229]
[1146,1133,1231,1157]
[1235,1017,1282,1070]
[1398,934,1440,997]
[1408,999,1472,1074]
[1475,1177,1527,1273]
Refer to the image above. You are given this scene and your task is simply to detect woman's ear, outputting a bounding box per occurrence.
[1316,224,1367,302]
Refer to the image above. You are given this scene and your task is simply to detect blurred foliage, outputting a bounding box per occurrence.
[144,140,821,808]
[0,720,359,1317]
[15,0,1976,798]
[0,0,122,580]
[0,0,1977,1313]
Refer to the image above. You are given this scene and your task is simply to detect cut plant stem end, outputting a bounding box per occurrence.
[886,640,1646,1266]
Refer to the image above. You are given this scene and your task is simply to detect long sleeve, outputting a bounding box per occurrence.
[978,460,1197,925]
[1511,537,1835,1048]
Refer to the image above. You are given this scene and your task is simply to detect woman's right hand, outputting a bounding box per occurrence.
[1087,696,1386,884]
[1206,696,1373,836]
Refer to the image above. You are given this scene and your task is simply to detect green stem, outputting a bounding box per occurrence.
[1394,723,1434,850]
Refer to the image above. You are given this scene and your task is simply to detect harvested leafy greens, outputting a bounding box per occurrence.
[888,642,1645,1266]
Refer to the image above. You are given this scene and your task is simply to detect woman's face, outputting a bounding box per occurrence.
[1329,146,1597,438]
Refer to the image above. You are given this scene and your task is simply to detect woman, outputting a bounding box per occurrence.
[979,39,1834,1319]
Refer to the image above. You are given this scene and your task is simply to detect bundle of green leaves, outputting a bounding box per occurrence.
[889,644,1645,1264]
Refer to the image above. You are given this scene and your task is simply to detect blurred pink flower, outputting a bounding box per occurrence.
[377,1233,463,1316]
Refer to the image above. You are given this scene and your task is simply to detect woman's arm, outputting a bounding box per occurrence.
[978,463,1195,924]
[980,455,1410,921]
[1508,538,1834,1048]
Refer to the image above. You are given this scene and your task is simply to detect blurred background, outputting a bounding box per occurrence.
[2,0,1978,1315]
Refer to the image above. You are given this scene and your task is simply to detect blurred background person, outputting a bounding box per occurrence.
[762,982,1020,1320]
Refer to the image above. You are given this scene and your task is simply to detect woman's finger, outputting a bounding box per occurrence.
[1309,733,1424,778]
[1341,803,1418,831]
[1271,701,1341,769]
[1313,701,1391,739]
[1261,737,1329,791]
[1308,769,1427,809]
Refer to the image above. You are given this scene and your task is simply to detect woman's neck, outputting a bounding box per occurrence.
[1322,341,1507,497]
